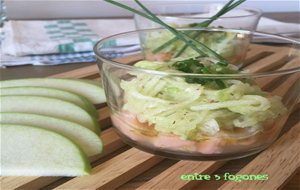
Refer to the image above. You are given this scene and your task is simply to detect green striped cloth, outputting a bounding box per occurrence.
[44,20,100,53]
[1,19,142,67]
[2,19,135,57]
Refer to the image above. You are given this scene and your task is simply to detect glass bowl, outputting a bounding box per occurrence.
[134,3,262,31]
[94,28,300,160]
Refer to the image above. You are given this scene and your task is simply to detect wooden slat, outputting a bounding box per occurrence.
[248,44,281,52]
[283,169,300,190]
[137,161,225,190]
[271,72,299,96]
[0,176,60,190]
[55,149,163,190]
[98,107,112,129]
[245,51,290,72]
[243,49,272,67]
[48,54,142,79]
[49,64,99,79]
[256,58,299,89]
[294,101,300,112]
[114,54,143,64]
[218,121,300,190]
[92,128,125,160]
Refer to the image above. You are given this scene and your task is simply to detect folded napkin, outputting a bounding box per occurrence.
[2,19,136,56]
[0,19,137,67]
[257,17,300,34]
[1,46,141,67]
[2,52,97,66]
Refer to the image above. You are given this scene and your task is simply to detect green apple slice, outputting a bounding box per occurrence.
[0,86,97,117]
[0,113,103,156]
[0,95,100,133]
[0,78,106,104]
[0,124,91,176]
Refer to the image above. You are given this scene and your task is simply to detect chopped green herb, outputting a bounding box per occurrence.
[172,58,240,89]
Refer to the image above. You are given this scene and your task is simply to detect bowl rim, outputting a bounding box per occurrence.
[94,28,300,79]
[158,8,262,20]
[134,3,262,19]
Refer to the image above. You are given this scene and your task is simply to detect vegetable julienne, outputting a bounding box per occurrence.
[114,60,287,154]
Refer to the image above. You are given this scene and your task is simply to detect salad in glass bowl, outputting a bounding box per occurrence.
[141,29,250,65]
[94,28,299,160]
[132,0,260,65]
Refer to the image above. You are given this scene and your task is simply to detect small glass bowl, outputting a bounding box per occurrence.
[94,28,300,160]
[134,3,262,31]
[138,28,251,65]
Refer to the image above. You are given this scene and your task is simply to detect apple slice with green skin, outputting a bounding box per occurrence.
[0,86,97,117]
[0,95,100,133]
[0,124,91,176]
[0,78,106,104]
[0,113,103,157]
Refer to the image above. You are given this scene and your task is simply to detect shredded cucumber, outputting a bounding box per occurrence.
[144,30,241,59]
[120,60,287,140]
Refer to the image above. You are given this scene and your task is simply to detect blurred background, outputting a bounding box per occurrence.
[1,0,299,76]
[5,0,300,19]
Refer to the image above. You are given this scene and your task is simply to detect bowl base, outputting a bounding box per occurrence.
[114,128,272,161]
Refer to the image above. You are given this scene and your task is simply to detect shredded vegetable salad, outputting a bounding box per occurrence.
[120,59,287,141]
[144,31,246,61]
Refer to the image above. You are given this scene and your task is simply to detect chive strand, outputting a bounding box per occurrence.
[134,1,228,62]
[105,0,206,56]
[152,31,194,54]
[134,0,208,56]
[175,0,245,58]
[174,32,200,58]
[105,0,244,64]
[152,0,245,54]
[153,0,236,53]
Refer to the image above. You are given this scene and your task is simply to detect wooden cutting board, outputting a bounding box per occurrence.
[1,44,299,190]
